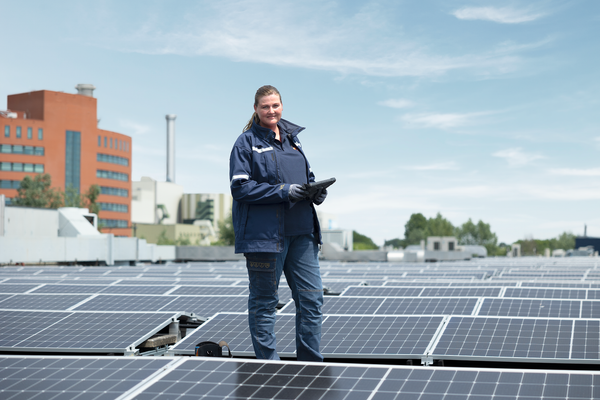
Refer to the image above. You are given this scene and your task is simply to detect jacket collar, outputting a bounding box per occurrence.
[252,118,305,141]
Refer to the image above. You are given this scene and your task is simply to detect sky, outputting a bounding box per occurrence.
[1,0,599,246]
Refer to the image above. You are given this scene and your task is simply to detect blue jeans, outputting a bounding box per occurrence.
[245,233,324,361]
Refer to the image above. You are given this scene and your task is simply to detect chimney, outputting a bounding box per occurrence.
[75,84,96,97]
[166,114,177,182]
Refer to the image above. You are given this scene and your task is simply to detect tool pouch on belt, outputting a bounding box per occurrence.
[195,340,232,357]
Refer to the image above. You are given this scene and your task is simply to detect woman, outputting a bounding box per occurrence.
[229,85,327,361]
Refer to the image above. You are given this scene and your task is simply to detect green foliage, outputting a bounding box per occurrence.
[516,232,576,256]
[156,229,174,245]
[455,218,498,255]
[212,215,235,246]
[175,235,192,246]
[402,212,455,247]
[384,238,403,249]
[403,213,428,246]
[84,185,101,215]
[12,175,101,217]
[13,174,62,209]
[63,184,84,208]
[353,230,378,250]
[427,213,455,236]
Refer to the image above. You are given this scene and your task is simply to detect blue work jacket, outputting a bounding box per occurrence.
[229,119,322,253]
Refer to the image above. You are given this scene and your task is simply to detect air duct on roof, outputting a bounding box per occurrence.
[75,84,96,97]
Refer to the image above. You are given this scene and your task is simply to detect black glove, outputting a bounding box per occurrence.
[289,184,309,202]
[313,188,327,205]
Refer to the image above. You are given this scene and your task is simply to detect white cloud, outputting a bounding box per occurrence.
[378,99,414,109]
[549,167,600,177]
[452,6,546,24]
[119,119,151,136]
[492,147,543,167]
[401,111,490,129]
[96,1,546,78]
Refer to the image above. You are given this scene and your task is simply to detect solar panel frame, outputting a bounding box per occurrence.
[0,310,181,354]
[0,356,174,400]
[478,298,583,318]
[0,293,94,310]
[429,316,600,364]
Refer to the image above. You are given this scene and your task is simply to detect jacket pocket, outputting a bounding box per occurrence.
[244,253,277,272]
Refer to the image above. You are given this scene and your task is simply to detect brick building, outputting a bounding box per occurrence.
[0,85,132,236]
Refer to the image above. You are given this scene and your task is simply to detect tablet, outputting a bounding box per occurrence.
[302,177,336,199]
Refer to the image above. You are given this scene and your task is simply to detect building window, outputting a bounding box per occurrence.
[4,126,9,138]
[99,202,128,213]
[34,147,44,156]
[98,135,101,147]
[27,127,32,139]
[99,219,128,228]
[100,186,128,197]
[16,127,21,138]
[12,145,23,154]
[97,153,129,166]
[104,136,107,147]
[24,146,34,155]
[0,144,10,153]
[125,142,129,152]
[0,180,21,189]
[433,242,440,250]
[0,162,44,172]
[65,130,81,193]
[110,138,113,149]
[38,128,43,140]
[97,170,128,181]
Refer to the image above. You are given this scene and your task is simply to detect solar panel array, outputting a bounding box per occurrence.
[2,257,600,397]
[1,355,599,400]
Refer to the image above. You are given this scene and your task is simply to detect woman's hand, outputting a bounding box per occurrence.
[313,188,327,205]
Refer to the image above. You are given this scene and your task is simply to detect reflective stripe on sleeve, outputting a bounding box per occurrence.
[231,174,249,186]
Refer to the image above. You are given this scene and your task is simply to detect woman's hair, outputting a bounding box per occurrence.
[243,85,282,132]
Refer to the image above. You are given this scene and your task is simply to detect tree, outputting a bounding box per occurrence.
[403,213,428,246]
[353,231,378,250]
[13,174,62,208]
[83,185,100,215]
[455,218,498,255]
[63,184,84,208]
[552,232,575,250]
[384,238,403,249]
[213,215,235,246]
[427,213,455,236]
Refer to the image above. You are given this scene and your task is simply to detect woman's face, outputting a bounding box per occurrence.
[254,94,282,130]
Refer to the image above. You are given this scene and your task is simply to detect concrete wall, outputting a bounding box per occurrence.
[176,246,244,261]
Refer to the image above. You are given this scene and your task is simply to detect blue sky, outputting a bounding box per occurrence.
[1,0,599,245]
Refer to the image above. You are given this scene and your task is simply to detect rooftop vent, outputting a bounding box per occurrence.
[75,84,96,97]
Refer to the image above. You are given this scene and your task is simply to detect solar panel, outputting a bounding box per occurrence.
[0,310,179,353]
[169,286,248,296]
[0,284,42,293]
[421,287,501,297]
[0,356,172,399]
[72,294,248,316]
[505,288,587,299]
[73,295,177,312]
[321,315,444,358]
[0,294,93,310]
[311,297,478,316]
[572,320,600,359]
[581,301,600,318]
[479,298,582,318]
[343,286,424,297]
[171,313,444,359]
[170,313,295,356]
[431,316,576,362]
[30,284,107,294]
